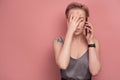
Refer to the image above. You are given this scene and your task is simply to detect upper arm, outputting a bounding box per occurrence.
[53,37,64,63]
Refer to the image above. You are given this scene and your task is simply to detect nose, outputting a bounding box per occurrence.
[77,26,82,29]
[76,27,81,31]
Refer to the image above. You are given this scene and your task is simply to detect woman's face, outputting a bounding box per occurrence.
[67,8,86,35]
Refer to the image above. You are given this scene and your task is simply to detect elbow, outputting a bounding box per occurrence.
[91,64,101,76]
[56,60,68,70]
[91,69,100,76]
[91,71,99,76]
[60,65,68,70]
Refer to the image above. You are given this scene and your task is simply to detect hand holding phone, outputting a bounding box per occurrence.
[85,22,91,36]
[84,22,94,43]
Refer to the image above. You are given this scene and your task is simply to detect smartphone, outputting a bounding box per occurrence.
[85,28,87,36]
[85,17,88,36]
[85,22,88,36]
[85,22,91,36]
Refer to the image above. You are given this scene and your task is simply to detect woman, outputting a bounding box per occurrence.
[54,2,101,80]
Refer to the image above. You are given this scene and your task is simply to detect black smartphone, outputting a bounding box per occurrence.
[85,17,88,36]
[85,22,88,36]
[85,28,87,36]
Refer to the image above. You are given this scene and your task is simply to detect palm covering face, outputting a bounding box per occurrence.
[67,14,84,34]
[67,14,95,43]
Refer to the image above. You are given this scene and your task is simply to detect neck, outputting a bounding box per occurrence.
[73,33,84,40]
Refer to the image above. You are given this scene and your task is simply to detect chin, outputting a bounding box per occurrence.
[74,31,82,36]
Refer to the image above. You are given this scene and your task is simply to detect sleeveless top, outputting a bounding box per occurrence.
[60,49,92,80]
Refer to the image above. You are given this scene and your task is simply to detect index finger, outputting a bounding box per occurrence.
[69,14,74,22]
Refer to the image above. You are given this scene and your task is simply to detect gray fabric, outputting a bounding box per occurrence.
[60,50,91,80]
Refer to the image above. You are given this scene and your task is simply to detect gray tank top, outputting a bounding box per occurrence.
[60,49,91,80]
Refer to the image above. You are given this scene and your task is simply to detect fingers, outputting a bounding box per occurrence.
[69,14,72,22]
[68,15,84,28]
[76,17,83,24]
[85,22,93,30]
[71,15,79,22]
[69,14,74,22]
[72,16,83,25]
[85,24,93,33]
[69,14,82,23]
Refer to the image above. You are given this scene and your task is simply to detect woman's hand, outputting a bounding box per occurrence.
[67,14,82,34]
[84,22,95,44]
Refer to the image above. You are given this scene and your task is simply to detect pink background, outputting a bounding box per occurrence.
[0,0,120,80]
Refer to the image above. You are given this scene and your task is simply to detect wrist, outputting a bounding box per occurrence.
[66,30,74,39]
[88,39,95,44]
[67,29,74,36]
[88,44,96,48]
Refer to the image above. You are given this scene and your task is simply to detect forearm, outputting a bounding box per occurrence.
[89,47,101,76]
[58,31,73,69]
